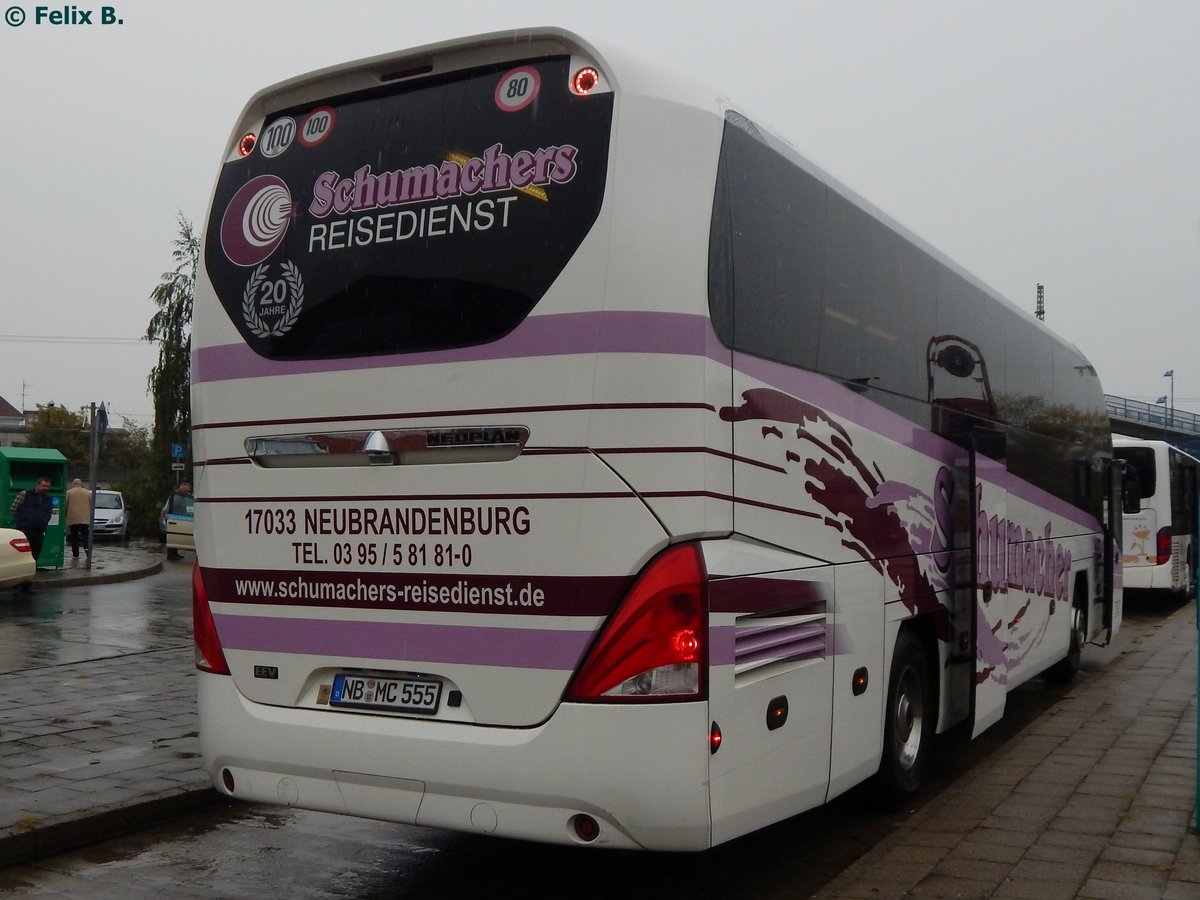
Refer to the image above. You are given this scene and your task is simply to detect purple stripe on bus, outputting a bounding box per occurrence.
[735,623,826,654]
[709,624,828,668]
[709,624,735,666]
[214,614,595,671]
[193,311,726,384]
[735,637,826,667]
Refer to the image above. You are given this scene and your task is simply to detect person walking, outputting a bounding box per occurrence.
[66,478,92,560]
[10,476,53,593]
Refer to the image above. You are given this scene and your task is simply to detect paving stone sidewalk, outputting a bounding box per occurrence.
[814,601,1200,900]
[0,546,216,868]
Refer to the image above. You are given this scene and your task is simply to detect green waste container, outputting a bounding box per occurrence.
[0,447,68,569]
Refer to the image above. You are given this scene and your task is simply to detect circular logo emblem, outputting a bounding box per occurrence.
[220,175,293,267]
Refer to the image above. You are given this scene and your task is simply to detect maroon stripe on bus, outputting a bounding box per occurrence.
[202,567,629,618]
[708,576,830,615]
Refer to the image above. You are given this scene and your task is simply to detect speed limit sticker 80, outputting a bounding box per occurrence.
[495,66,541,113]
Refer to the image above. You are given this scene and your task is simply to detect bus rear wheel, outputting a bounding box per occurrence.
[1045,588,1087,683]
[877,630,933,799]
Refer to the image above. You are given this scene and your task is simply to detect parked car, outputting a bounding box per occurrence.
[91,490,128,542]
[0,528,35,590]
[163,492,195,552]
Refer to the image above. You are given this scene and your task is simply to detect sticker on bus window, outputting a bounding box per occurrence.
[298,106,336,147]
[259,117,296,159]
[240,261,305,338]
[494,66,541,113]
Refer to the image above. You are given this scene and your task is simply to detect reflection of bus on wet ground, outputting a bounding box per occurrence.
[1113,437,1199,599]
[191,28,1125,851]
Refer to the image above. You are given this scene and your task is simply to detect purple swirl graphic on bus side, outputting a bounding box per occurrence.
[220,175,294,267]
[721,388,949,640]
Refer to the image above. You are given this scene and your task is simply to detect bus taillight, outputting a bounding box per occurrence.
[1156,528,1172,565]
[571,66,601,95]
[237,132,257,157]
[566,543,706,701]
[193,563,231,675]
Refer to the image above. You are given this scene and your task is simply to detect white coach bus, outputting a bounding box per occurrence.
[192,28,1124,851]
[1113,437,1198,598]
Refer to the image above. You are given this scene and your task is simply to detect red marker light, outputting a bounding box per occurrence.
[237,132,257,157]
[1156,527,1172,565]
[710,721,722,754]
[675,629,700,659]
[572,66,600,95]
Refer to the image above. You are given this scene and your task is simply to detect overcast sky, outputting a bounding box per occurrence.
[1,0,1196,427]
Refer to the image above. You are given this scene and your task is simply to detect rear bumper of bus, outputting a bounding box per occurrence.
[1123,561,1188,593]
[199,673,713,851]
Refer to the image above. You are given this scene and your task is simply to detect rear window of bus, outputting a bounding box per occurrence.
[204,56,612,360]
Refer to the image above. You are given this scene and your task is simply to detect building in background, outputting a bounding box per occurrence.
[0,396,23,447]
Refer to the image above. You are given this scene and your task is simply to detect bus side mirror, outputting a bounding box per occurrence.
[1122,482,1141,515]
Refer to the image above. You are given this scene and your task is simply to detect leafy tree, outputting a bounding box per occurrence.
[107,420,164,538]
[23,403,89,467]
[103,418,152,475]
[145,214,197,502]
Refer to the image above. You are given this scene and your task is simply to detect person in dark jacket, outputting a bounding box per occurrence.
[11,477,53,593]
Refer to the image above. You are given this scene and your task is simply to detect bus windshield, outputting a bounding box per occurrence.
[204,56,612,361]
[1114,446,1157,497]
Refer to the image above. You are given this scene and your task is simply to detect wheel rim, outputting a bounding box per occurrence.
[893,664,924,771]
[1071,602,1085,649]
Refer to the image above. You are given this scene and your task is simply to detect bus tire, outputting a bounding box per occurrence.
[877,629,933,799]
[1045,586,1087,683]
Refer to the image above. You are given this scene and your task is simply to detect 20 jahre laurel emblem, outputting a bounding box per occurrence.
[242,261,304,338]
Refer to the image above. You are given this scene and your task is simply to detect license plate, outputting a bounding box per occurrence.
[330,674,442,714]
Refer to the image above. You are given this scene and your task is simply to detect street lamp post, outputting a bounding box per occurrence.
[1164,370,1175,428]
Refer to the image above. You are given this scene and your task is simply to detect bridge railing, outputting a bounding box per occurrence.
[1107,394,1200,434]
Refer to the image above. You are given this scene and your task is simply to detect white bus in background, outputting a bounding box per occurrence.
[191,28,1124,851]
[1113,437,1199,598]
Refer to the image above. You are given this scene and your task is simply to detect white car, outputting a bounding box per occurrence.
[0,528,36,590]
[92,490,128,542]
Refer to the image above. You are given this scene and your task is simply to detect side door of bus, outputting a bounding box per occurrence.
[942,433,1008,740]
[970,432,1009,737]
[1103,456,1124,638]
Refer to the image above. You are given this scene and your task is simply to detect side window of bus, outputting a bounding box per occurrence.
[1171,456,1196,524]
[1121,463,1143,513]
[708,121,821,372]
[709,113,1109,515]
